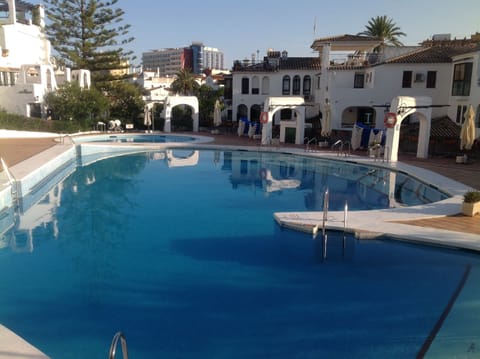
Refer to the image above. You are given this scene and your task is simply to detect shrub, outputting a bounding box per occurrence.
[463,191,480,203]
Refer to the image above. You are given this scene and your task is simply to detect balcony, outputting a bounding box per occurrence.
[328,52,381,70]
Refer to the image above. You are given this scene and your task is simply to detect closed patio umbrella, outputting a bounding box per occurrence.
[460,105,476,150]
[144,106,152,126]
[213,100,222,127]
[321,100,331,137]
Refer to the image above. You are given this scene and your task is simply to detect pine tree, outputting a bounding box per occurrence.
[43,0,135,88]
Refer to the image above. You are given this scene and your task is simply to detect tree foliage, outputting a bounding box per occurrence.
[105,81,145,124]
[197,84,223,127]
[43,0,135,86]
[170,69,199,95]
[358,15,406,48]
[44,82,109,127]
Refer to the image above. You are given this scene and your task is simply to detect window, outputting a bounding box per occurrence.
[354,73,364,88]
[241,77,249,94]
[292,75,301,95]
[452,63,472,96]
[282,75,290,95]
[426,71,437,88]
[477,105,480,128]
[402,71,412,88]
[0,0,10,19]
[303,75,311,95]
[252,76,259,94]
[261,76,270,94]
[456,105,467,124]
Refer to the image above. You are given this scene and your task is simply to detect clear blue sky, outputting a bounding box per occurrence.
[44,0,480,68]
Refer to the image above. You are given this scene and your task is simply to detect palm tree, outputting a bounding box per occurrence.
[171,69,199,95]
[358,15,406,49]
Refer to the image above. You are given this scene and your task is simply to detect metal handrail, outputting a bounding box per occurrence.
[322,188,329,236]
[331,140,342,156]
[340,141,351,157]
[108,332,128,359]
[305,137,317,152]
[1,158,15,186]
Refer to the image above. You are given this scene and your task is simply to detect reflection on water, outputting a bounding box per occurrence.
[0,150,448,253]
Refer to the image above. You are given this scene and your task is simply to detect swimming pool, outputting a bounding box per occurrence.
[0,149,477,358]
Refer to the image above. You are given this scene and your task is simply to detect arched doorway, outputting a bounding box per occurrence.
[385,96,432,162]
[250,104,261,122]
[341,106,376,128]
[237,104,248,120]
[261,97,306,145]
[162,96,199,132]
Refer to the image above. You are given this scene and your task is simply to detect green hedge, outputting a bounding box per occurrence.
[0,110,89,133]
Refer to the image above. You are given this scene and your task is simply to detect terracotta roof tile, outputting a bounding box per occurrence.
[312,34,381,43]
[402,117,460,138]
[385,43,479,64]
[233,57,322,72]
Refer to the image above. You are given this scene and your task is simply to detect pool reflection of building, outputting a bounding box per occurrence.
[221,151,444,210]
[165,150,199,167]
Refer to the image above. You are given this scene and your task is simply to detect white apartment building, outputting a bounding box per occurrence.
[310,34,480,133]
[231,50,321,123]
[230,33,480,145]
[0,0,90,118]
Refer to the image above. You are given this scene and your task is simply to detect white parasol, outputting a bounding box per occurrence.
[144,106,152,127]
[460,105,476,150]
[321,100,331,137]
[213,100,222,127]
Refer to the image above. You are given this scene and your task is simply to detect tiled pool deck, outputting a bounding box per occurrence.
[0,130,479,358]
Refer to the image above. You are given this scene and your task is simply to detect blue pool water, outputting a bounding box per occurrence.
[0,149,476,359]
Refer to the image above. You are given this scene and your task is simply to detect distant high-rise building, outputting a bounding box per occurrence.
[142,47,192,77]
[142,42,224,76]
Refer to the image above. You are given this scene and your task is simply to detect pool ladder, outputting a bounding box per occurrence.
[318,189,349,260]
[305,137,317,152]
[1,157,18,205]
[331,140,351,157]
[108,332,128,359]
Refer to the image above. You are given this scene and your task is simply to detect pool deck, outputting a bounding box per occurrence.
[0,130,479,358]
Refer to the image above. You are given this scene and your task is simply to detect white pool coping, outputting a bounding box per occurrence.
[0,325,49,359]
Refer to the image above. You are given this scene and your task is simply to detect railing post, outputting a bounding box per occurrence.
[322,188,329,236]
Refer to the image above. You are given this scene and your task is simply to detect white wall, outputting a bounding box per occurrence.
[325,63,452,129]
[448,51,480,134]
[0,23,50,68]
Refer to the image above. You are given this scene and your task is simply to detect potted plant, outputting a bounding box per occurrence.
[462,190,480,216]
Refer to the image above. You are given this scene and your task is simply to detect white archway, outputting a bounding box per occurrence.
[163,96,199,132]
[166,150,199,167]
[261,96,306,145]
[385,96,432,162]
